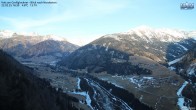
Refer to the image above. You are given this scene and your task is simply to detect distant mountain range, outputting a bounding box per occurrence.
[22,40,78,58]
[0,30,79,64]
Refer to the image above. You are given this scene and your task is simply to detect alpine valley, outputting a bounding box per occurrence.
[0,26,195,110]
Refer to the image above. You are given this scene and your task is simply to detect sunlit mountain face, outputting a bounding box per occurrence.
[0,31,79,65]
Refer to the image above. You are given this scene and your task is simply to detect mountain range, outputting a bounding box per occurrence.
[0,26,195,110]
[60,26,196,73]
[0,31,79,64]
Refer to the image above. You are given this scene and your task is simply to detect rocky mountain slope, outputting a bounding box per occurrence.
[60,26,196,73]
[0,31,79,64]
[22,40,78,58]
[170,45,196,82]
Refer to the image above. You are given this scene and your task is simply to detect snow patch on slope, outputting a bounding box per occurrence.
[86,92,93,109]
[174,43,188,51]
[129,77,141,88]
[105,42,111,51]
[104,34,121,41]
[77,78,81,90]
[110,82,123,88]
[177,81,189,110]
[168,66,176,71]
[177,81,188,96]
[186,63,196,76]
[143,77,153,80]
[71,91,93,109]
[168,56,185,66]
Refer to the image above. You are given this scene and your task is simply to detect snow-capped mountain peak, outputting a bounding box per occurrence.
[0,30,14,38]
[103,34,121,41]
[0,30,67,42]
[118,26,191,42]
[43,35,67,41]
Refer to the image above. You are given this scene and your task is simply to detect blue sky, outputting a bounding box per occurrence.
[0,0,196,45]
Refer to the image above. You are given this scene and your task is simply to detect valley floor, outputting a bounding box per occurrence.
[20,60,187,110]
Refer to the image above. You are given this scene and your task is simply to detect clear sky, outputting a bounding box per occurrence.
[0,0,196,45]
